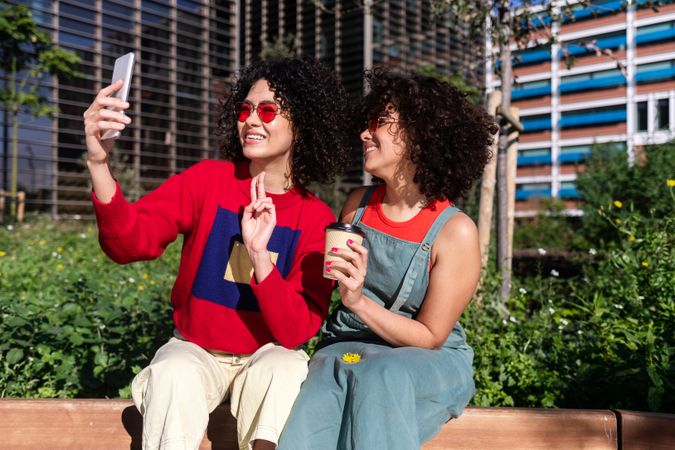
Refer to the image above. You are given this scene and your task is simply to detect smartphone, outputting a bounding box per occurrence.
[101,52,135,141]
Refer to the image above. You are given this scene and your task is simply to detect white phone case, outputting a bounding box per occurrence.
[101,52,135,141]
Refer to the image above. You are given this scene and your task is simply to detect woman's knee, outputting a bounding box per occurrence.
[247,346,309,388]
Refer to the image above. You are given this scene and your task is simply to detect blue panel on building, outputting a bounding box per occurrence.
[518,154,552,166]
[560,109,626,128]
[635,66,675,84]
[559,74,626,93]
[512,85,552,99]
[516,188,552,200]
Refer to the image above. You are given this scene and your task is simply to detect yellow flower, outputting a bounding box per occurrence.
[39,239,46,246]
[615,218,622,224]
[56,263,64,270]
[613,200,623,208]
[149,280,156,286]
[138,285,145,291]
[143,273,150,280]
[641,261,649,268]
[341,353,362,364]
[57,246,63,253]
[627,235,636,242]
[0,251,5,257]
[667,179,675,187]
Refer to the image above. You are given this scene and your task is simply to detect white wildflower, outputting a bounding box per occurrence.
[537,248,547,255]
[502,319,508,326]
[551,269,560,277]
[79,233,87,239]
[6,225,13,231]
[637,296,645,301]
[613,303,624,310]
[548,307,555,315]
[561,318,569,326]
[589,248,597,256]
[577,330,583,335]
[51,252,58,257]
[519,288,527,295]
[509,316,518,323]
[128,277,136,283]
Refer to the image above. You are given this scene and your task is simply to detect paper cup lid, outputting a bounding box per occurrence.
[325,222,365,237]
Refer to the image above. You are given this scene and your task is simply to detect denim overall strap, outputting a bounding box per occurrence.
[351,185,378,225]
[388,204,460,313]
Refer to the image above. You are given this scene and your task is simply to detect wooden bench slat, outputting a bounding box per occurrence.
[0,399,659,450]
[425,407,617,449]
[617,409,675,450]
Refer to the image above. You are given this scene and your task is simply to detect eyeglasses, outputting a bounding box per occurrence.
[236,100,280,123]
[368,116,399,133]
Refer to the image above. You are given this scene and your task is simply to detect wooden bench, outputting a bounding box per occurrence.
[616,409,675,450]
[0,399,633,449]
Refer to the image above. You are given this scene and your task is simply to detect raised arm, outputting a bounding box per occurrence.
[83,80,131,203]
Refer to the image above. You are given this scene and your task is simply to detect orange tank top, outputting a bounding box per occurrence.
[360,185,454,243]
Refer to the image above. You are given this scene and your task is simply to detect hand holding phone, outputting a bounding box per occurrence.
[101,52,135,141]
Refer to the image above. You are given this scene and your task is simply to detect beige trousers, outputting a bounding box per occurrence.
[131,337,309,450]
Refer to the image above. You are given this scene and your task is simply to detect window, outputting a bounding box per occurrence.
[518,148,551,165]
[560,145,590,163]
[657,98,670,130]
[521,114,551,133]
[637,101,648,132]
[516,183,551,200]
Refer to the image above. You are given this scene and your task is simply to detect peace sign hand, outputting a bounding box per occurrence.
[241,172,276,256]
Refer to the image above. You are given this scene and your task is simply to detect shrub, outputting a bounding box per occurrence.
[0,216,176,398]
[576,140,675,245]
[465,202,674,412]
[513,198,589,251]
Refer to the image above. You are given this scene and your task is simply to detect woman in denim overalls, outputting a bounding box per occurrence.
[278,69,498,450]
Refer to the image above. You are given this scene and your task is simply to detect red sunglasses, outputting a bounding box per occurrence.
[368,116,399,133]
[236,100,280,123]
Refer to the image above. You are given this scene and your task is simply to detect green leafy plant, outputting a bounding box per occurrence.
[0,216,176,398]
[576,141,675,245]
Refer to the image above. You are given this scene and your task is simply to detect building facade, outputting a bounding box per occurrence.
[2,0,239,217]
[2,0,484,217]
[492,0,675,217]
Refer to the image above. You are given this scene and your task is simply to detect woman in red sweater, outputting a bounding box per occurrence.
[279,68,498,449]
[83,58,351,450]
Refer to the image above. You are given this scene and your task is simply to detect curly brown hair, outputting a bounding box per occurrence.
[216,58,352,187]
[360,68,498,202]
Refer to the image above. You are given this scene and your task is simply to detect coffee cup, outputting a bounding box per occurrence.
[323,223,366,280]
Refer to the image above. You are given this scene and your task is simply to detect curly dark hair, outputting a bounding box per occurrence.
[360,68,498,202]
[216,58,352,187]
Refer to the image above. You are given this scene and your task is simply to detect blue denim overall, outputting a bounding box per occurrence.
[278,186,475,450]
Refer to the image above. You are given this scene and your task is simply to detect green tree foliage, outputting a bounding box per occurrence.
[0,1,80,219]
[576,141,675,245]
[259,35,297,61]
[416,65,481,104]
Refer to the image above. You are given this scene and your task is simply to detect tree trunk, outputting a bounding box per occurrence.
[10,111,18,219]
[497,37,513,307]
[478,91,502,272]
[506,107,520,274]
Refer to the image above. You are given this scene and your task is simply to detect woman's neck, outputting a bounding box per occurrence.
[380,167,427,221]
[249,160,293,194]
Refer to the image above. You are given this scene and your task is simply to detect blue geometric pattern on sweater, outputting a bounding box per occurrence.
[191,207,300,311]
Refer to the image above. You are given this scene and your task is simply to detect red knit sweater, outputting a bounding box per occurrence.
[92,160,334,354]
